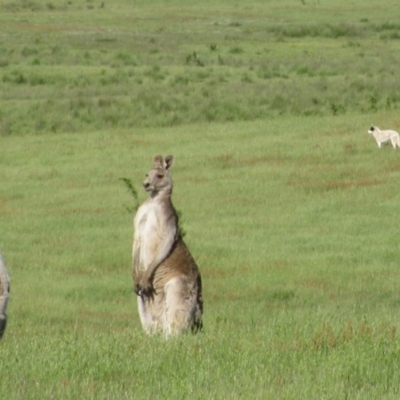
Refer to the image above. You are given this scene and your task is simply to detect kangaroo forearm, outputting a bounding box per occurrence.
[144,233,177,281]
[142,252,165,280]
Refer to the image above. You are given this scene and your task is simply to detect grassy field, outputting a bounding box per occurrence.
[2,0,400,134]
[2,0,400,399]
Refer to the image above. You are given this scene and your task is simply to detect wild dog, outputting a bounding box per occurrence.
[368,125,400,148]
[0,252,10,340]
[132,155,203,336]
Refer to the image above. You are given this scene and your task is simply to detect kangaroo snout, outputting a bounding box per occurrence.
[143,182,151,190]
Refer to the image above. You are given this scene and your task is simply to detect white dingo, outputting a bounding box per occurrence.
[368,125,400,148]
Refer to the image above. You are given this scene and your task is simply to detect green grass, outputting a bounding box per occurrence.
[2,112,400,398]
[2,0,400,398]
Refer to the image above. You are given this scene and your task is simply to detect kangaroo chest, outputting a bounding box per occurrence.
[136,201,160,239]
[134,199,174,273]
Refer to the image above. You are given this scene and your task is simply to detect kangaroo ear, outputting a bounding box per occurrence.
[153,155,164,168]
[164,155,174,170]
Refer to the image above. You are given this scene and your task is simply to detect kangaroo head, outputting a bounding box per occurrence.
[143,155,174,194]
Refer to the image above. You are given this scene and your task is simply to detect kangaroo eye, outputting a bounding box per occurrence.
[157,174,164,179]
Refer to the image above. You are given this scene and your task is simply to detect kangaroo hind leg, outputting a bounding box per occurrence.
[163,276,198,337]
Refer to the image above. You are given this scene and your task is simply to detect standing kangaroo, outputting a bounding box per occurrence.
[0,252,10,340]
[132,155,203,336]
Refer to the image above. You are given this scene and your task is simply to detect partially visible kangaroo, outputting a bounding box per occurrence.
[132,155,203,336]
[0,252,10,340]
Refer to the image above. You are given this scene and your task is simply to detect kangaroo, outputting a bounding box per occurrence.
[132,155,203,336]
[368,125,400,148]
[0,252,10,340]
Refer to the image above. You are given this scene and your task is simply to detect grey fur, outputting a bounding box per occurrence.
[0,252,10,340]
